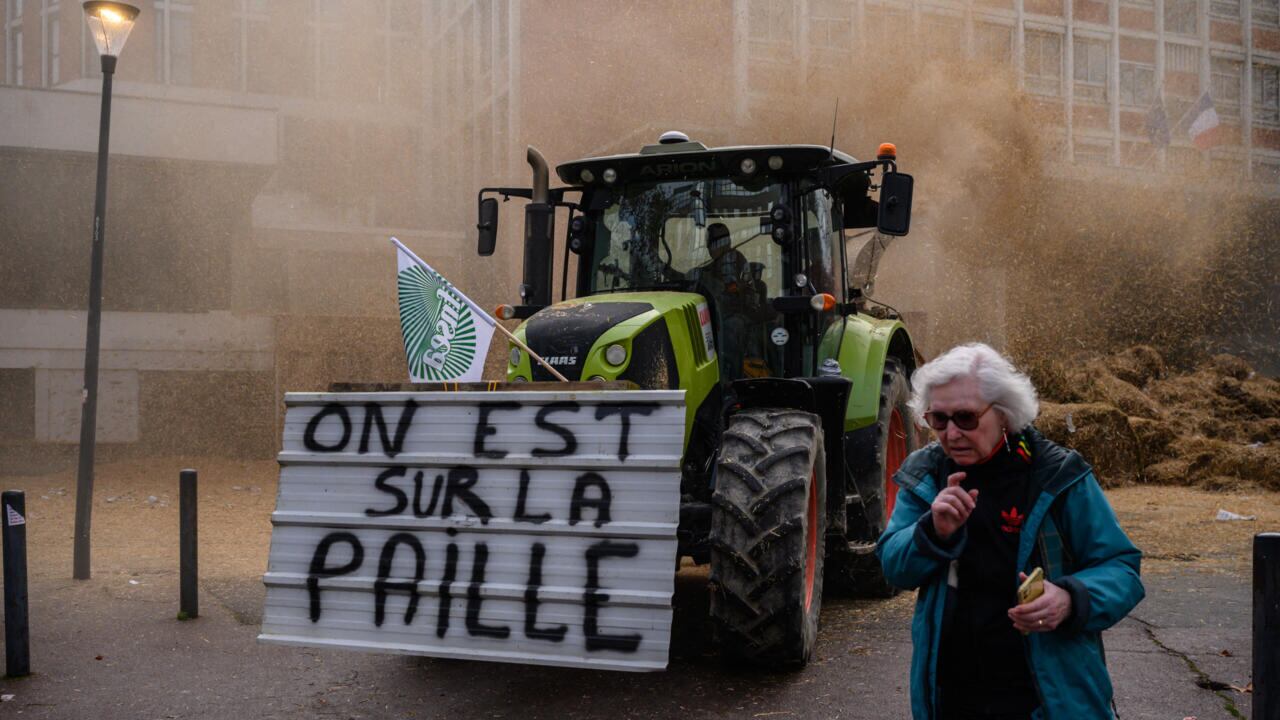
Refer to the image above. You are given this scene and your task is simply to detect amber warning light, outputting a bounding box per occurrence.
[810,293,837,312]
[877,143,897,161]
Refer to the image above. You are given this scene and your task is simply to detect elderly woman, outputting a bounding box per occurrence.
[876,343,1144,720]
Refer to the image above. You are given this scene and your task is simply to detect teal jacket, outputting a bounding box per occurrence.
[876,429,1144,720]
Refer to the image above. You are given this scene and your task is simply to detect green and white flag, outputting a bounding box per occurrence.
[392,237,496,382]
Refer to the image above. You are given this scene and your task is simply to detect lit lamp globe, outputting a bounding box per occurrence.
[82,2,140,60]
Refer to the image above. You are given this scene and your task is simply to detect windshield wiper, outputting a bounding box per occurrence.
[612,282,686,293]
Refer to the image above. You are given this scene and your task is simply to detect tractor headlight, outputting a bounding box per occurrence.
[740,157,757,175]
[602,168,617,184]
[580,168,595,183]
[768,155,784,170]
[510,347,522,367]
[605,343,627,366]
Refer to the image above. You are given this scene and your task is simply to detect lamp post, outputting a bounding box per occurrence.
[73,1,139,581]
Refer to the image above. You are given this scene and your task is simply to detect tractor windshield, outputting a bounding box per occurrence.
[589,178,786,295]
[589,177,789,381]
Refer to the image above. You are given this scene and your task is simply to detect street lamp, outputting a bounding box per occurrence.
[73,1,139,581]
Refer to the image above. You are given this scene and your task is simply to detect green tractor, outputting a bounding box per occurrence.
[476,131,921,668]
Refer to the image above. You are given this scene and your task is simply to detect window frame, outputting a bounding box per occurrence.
[1210,0,1240,19]
[1073,36,1110,104]
[1164,0,1199,36]
[1119,60,1157,108]
[1253,63,1280,127]
[974,20,1014,65]
[1024,29,1064,97]
[1254,0,1279,27]
[5,0,23,86]
[40,0,56,86]
[1210,56,1244,120]
[1072,136,1113,165]
[153,0,194,86]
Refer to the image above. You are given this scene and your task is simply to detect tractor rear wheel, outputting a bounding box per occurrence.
[710,408,826,668]
[827,357,916,598]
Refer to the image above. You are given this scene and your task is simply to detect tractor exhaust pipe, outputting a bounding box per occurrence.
[521,146,554,307]
[528,146,550,204]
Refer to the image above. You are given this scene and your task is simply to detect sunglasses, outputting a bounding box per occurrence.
[923,404,994,432]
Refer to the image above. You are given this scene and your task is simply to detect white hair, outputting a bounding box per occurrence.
[907,343,1040,431]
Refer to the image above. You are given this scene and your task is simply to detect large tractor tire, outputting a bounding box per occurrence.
[710,408,826,668]
[827,357,917,598]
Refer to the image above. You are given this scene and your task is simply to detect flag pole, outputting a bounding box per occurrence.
[489,319,570,382]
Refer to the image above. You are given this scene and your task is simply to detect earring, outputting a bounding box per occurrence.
[1003,428,1012,453]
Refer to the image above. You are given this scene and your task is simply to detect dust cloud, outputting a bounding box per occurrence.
[7,3,1275,471]
[745,29,1280,488]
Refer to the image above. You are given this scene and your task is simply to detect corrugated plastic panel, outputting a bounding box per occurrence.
[260,390,685,672]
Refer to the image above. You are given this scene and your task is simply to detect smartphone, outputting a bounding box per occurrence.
[1017,567,1045,605]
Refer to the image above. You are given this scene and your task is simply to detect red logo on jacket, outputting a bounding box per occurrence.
[1000,506,1024,534]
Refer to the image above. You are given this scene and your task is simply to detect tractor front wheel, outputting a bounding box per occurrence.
[710,408,826,668]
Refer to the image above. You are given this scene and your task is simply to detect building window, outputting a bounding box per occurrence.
[1210,0,1240,18]
[1024,31,1062,96]
[975,22,1013,64]
[311,0,353,100]
[1254,63,1280,126]
[1254,0,1279,26]
[379,0,421,106]
[231,0,267,93]
[5,0,23,85]
[154,0,193,85]
[1166,42,1199,74]
[749,0,797,46]
[1073,137,1112,165]
[41,0,56,86]
[808,0,854,68]
[1210,58,1242,119]
[1073,38,1109,103]
[1119,61,1156,107]
[1164,0,1198,34]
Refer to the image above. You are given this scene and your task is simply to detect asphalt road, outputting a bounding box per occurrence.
[0,564,1255,719]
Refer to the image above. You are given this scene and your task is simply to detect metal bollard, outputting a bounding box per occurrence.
[179,469,198,620]
[3,490,31,677]
[1258,533,1279,720]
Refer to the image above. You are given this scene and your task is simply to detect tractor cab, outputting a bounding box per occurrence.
[477,133,912,388]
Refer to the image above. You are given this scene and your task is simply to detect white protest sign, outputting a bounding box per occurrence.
[260,389,685,672]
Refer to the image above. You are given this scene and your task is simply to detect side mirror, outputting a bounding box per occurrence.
[840,171,878,229]
[877,172,913,236]
[477,197,499,256]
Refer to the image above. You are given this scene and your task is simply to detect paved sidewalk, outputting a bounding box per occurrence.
[0,563,1256,719]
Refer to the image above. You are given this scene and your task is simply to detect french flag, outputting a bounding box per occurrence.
[1186,92,1223,150]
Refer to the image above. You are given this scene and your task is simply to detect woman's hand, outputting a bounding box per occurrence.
[931,472,978,541]
[1008,572,1073,632]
